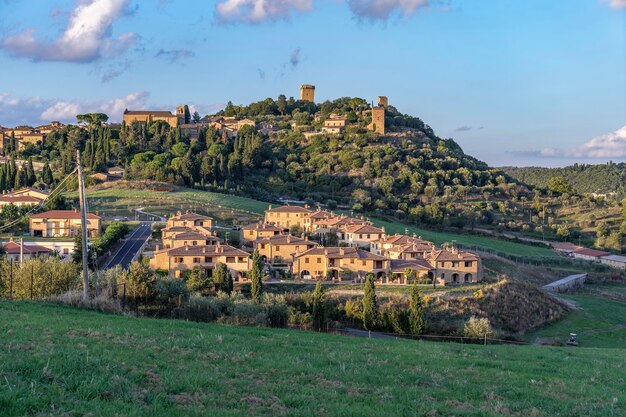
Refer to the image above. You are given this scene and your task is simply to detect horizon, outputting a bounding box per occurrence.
[1,0,625,168]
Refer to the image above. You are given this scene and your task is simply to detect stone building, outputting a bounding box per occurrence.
[29,210,102,238]
[123,107,186,128]
[150,243,250,279]
[426,248,482,284]
[370,106,385,134]
[378,96,388,108]
[300,84,315,102]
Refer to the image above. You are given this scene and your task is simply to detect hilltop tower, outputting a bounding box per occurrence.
[176,105,190,124]
[370,106,385,135]
[377,96,388,108]
[300,84,315,102]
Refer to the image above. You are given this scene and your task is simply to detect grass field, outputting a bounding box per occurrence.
[73,183,559,259]
[525,284,626,349]
[1,302,624,417]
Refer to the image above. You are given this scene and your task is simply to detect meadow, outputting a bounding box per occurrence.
[1,301,625,417]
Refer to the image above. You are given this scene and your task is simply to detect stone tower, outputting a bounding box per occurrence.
[176,105,188,125]
[377,96,388,108]
[300,84,315,102]
[370,107,385,135]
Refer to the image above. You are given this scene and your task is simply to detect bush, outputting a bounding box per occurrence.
[155,277,189,305]
[0,258,80,299]
[53,291,123,315]
[464,316,493,339]
[222,301,266,326]
[173,295,222,322]
[92,222,130,256]
[262,293,289,328]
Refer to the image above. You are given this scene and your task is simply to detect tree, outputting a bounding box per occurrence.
[76,113,109,126]
[213,263,233,295]
[192,111,201,123]
[26,157,37,186]
[464,316,493,340]
[409,282,425,335]
[312,281,326,332]
[72,228,94,266]
[41,161,54,185]
[45,194,66,211]
[186,266,211,293]
[250,249,264,302]
[362,273,378,330]
[547,176,574,195]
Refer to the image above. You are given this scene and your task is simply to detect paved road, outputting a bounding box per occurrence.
[103,222,152,270]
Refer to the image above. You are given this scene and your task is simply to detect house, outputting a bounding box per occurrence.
[321,117,347,134]
[551,242,583,256]
[253,234,318,264]
[338,224,386,247]
[2,240,51,262]
[386,242,436,260]
[162,231,221,249]
[292,246,389,281]
[313,214,371,236]
[302,209,335,233]
[108,166,125,176]
[241,222,283,243]
[388,259,433,284]
[572,248,611,262]
[91,172,122,182]
[123,108,185,128]
[426,248,482,285]
[600,254,626,270]
[29,210,102,238]
[264,204,312,231]
[167,211,213,230]
[10,187,50,201]
[150,243,250,279]
[370,233,429,255]
[0,195,42,208]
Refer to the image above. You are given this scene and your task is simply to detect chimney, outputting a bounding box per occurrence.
[268,204,272,210]
[185,246,189,251]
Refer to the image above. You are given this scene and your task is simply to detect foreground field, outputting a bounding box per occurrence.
[1,302,624,416]
[74,183,558,259]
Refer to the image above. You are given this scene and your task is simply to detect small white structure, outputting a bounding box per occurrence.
[572,248,610,262]
[543,273,587,293]
[600,254,626,270]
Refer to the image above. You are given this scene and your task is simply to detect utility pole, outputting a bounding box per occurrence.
[77,150,89,302]
[19,237,23,265]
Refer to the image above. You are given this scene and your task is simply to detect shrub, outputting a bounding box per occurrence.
[0,258,80,299]
[173,295,221,322]
[464,316,493,339]
[53,291,123,315]
[155,277,189,305]
[262,293,289,328]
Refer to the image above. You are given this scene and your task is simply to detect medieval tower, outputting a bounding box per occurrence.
[377,96,388,108]
[370,106,385,135]
[300,84,315,102]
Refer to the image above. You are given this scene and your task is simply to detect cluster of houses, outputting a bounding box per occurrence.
[150,204,483,285]
[0,121,64,151]
[553,242,626,271]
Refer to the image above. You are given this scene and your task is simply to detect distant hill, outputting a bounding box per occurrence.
[502,163,626,196]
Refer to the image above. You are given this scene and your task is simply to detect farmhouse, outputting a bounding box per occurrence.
[426,248,482,284]
[29,210,102,238]
[264,204,312,230]
[150,243,250,279]
[253,234,318,264]
[572,248,610,262]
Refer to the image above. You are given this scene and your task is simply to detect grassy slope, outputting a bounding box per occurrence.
[1,302,624,417]
[525,285,626,348]
[76,184,558,259]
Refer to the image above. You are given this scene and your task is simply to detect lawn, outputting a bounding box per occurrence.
[1,302,625,417]
[72,183,559,259]
[525,284,626,349]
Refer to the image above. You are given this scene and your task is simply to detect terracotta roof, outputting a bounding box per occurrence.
[170,212,212,221]
[296,246,387,260]
[242,222,282,231]
[29,210,101,220]
[0,195,41,203]
[2,241,51,254]
[124,110,175,117]
[266,205,312,214]
[373,234,429,246]
[427,249,479,262]
[551,242,583,251]
[342,224,385,234]
[11,187,49,196]
[163,244,249,257]
[389,259,433,272]
[388,242,435,254]
[254,235,317,246]
[170,232,215,240]
[307,210,334,220]
[573,248,611,257]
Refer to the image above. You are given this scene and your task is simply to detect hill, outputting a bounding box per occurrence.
[1,302,624,417]
[503,163,626,196]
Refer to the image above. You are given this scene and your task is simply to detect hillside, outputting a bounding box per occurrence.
[503,163,626,196]
[1,302,625,417]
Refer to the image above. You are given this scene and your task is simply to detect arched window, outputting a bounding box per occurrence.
[464,273,472,282]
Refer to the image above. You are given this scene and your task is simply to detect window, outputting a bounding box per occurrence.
[440,273,445,279]
[226,257,235,263]
[205,257,213,263]
[366,234,370,239]
[305,258,310,264]
[175,257,184,263]
[238,257,245,263]
[193,257,201,264]
[465,261,472,267]
[362,260,366,266]
[261,244,266,249]
[317,257,322,264]
[351,259,355,264]
[62,248,69,254]
[192,241,197,246]
[452,261,459,268]
[439,261,445,267]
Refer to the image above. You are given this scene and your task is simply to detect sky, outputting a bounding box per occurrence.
[0,0,624,168]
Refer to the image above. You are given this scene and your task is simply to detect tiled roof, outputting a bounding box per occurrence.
[0,196,41,203]
[573,248,611,257]
[170,232,214,240]
[342,224,384,234]
[30,210,101,220]
[242,222,282,231]
[266,205,312,214]
[254,235,316,246]
[296,246,387,260]
[163,244,249,257]
[124,110,175,117]
[601,254,626,263]
[427,249,479,262]
[2,241,51,254]
[389,259,432,272]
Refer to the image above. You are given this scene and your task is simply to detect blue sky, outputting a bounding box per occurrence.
[0,0,624,167]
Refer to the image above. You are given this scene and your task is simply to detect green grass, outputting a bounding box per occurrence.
[73,184,559,259]
[1,302,625,417]
[526,285,626,348]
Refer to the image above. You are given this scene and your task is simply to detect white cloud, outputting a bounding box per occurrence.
[606,0,626,9]
[0,0,136,62]
[539,126,626,158]
[215,0,313,23]
[347,0,429,20]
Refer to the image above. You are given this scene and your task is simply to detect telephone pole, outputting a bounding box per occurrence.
[77,150,89,302]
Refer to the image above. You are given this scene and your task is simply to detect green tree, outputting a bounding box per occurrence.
[214,263,233,295]
[547,176,574,195]
[362,273,378,330]
[76,113,109,126]
[312,281,326,332]
[26,157,37,186]
[250,249,264,302]
[409,282,425,335]
[41,161,54,185]
[192,111,201,123]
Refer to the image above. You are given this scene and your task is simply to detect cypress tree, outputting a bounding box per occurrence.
[362,273,378,330]
[26,157,37,186]
[250,249,264,303]
[14,168,26,189]
[409,281,425,335]
[41,161,54,185]
[312,280,326,332]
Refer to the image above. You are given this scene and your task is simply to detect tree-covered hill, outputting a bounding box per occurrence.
[503,163,626,196]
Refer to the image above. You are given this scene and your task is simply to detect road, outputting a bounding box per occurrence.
[103,222,152,270]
